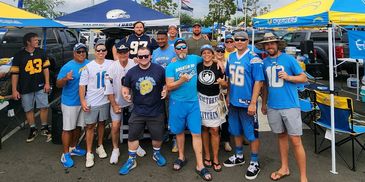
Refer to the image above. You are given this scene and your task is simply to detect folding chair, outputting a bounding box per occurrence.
[313,91,365,171]
[298,88,319,132]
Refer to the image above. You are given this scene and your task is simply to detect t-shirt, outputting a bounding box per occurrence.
[11,48,50,94]
[197,62,224,96]
[166,55,202,101]
[152,46,176,69]
[115,34,158,59]
[57,59,90,106]
[186,37,210,56]
[168,37,178,47]
[226,50,265,108]
[79,59,113,106]
[123,63,165,117]
[104,59,136,108]
[263,53,303,109]
[224,48,236,61]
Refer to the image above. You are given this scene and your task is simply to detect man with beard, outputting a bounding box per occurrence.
[186,23,210,56]
[257,33,307,182]
[113,21,158,60]
[152,31,176,69]
[166,39,212,181]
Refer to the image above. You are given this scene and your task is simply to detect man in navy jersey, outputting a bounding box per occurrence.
[113,21,158,60]
[257,33,307,182]
[223,31,264,180]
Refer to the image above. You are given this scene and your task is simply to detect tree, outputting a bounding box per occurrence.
[206,0,236,25]
[141,0,178,16]
[22,0,65,18]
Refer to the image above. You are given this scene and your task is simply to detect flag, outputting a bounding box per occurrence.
[182,0,192,3]
[181,0,193,12]
[348,30,365,59]
[236,0,243,11]
[17,0,24,8]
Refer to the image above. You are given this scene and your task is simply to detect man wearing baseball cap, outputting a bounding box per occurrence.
[257,33,307,182]
[168,24,179,46]
[224,34,236,60]
[186,23,210,56]
[57,43,89,168]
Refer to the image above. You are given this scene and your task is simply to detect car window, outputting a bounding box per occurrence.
[311,32,341,42]
[292,32,306,42]
[282,33,293,42]
[46,29,58,44]
[65,30,77,43]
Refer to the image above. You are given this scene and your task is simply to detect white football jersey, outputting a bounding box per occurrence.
[80,59,113,106]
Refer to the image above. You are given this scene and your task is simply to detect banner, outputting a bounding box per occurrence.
[348,30,365,59]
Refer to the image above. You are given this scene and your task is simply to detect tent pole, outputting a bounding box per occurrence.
[328,24,338,175]
[251,28,255,48]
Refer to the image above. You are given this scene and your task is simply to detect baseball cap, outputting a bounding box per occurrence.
[94,40,105,48]
[200,44,214,54]
[168,24,178,30]
[73,43,87,51]
[225,34,234,41]
[116,44,129,53]
[193,22,202,27]
[174,38,187,48]
[215,43,225,51]
[233,31,249,39]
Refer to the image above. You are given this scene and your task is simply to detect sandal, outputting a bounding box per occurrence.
[173,159,187,171]
[195,167,212,181]
[204,159,212,168]
[270,171,290,181]
[212,162,222,172]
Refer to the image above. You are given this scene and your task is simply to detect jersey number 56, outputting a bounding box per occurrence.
[229,65,244,86]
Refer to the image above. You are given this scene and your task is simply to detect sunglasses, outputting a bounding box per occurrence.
[96,49,107,53]
[235,38,248,42]
[76,50,86,54]
[216,49,225,53]
[175,45,187,50]
[225,40,234,44]
[137,54,149,59]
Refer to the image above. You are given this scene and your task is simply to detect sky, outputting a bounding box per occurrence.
[1,0,295,18]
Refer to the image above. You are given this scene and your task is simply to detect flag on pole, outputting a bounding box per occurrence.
[236,0,243,11]
[181,0,193,12]
[17,0,24,8]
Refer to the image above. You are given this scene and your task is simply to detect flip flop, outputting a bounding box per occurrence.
[270,171,290,181]
[173,159,187,171]
[212,162,222,172]
[195,167,212,181]
[204,159,212,168]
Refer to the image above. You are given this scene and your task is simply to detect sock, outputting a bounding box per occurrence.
[113,148,119,152]
[41,124,48,129]
[251,153,259,162]
[153,147,161,154]
[69,146,76,152]
[30,124,36,128]
[128,150,137,159]
[235,146,243,158]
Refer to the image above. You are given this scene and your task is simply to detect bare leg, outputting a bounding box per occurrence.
[202,127,211,165]
[192,133,204,170]
[111,121,121,149]
[85,124,96,153]
[152,140,162,148]
[97,121,105,146]
[289,135,307,182]
[176,132,185,161]
[271,133,290,180]
[70,127,82,147]
[25,111,35,126]
[250,139,260,158]
[62,130,72,153]
[39,108,48,125]
[210,127,220,165]
[128,140,139,151]
[234,136,243,149]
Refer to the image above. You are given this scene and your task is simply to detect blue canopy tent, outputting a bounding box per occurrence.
[55,0,179,28]
[253,0,365,174]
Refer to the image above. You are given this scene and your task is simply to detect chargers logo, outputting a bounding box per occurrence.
[355,39,365,51]
[106,9,130,19]
[313,16,324,23]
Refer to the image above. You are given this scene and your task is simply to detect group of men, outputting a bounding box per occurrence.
[10,20,308,182]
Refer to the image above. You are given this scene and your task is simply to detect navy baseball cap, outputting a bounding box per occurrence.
[174,38,187,48]
[73,43,88,51]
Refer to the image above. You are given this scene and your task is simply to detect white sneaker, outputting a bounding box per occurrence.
[110,148,120,164]
[85,153,94,168]
[96,145,108,159]
[136,145,146,157]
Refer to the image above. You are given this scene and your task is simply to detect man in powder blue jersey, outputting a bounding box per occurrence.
[152,31,176,69]
[223,31,264,180]
[257,33,308,182]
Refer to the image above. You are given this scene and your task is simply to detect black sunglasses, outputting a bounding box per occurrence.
[76,50,86,54]
[225,40,234,44]
[216,49,225,53]
[96,49,107,53]
[235,38,248,42]
[137,54,149,59]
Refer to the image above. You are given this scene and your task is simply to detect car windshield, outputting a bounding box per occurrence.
[0,28,8,42]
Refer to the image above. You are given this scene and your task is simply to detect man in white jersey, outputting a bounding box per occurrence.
[79,41,113,168]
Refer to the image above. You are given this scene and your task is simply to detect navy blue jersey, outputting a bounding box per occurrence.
[115,34,158,59]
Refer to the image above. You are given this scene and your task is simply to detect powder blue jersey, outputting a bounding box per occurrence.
[152,46,176,69]
[226,50,264,108]
[166,55,202,102]
[263,53,303,109]
[57,59,90,106]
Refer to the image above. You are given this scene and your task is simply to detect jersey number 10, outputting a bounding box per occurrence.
[96,71,106,89]
[266,66,284,87]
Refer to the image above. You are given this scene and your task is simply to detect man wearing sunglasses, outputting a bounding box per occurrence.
[120,47,167,175]
[186,23,211,56]
[223,31,264,180]
[79,41,113,168]
[57,43,89,168]
[166,39,212,181]
[224,34,236,61]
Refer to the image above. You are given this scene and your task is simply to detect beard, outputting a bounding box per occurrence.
[177,53,187,59]
[268,48,279,57]
[193,32,201,36]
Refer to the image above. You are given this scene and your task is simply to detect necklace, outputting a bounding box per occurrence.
[203,62,213,70]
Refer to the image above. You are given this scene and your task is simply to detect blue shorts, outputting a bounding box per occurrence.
[168,99,201,135]
[228,106,259,141]
[21,89,49,112]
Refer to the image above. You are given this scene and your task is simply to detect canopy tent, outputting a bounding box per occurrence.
[0,2,64,27]
[253,0,365,174]
[55,0,179,28]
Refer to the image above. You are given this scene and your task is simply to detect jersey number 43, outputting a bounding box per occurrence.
[25,59,42,75]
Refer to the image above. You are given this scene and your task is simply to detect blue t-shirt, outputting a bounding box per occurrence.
[152,46,176,68]
[263,53,303,109]
[248,44,265,54]
[226,51,265,108]
[168,37,178,47]
[57,59,90,106]
[166,55,202,102]
[123,63,165,117]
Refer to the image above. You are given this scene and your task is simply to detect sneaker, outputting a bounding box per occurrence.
[223,154,245,167]
[245,162,260,180]
[26,127,38,143]
[96,145,108,159]
[41,127,52,142]
[119,157,137,175]
[224,142,232,152]
[110,149,120,164]
[136,145,146,157]
[85,153,94,168]
[153,151,167,167]
[70,146,86,156]
[171,138,178,153]
[61,153,74,168]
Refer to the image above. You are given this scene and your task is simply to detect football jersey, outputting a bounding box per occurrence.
[11,48,50,94]
[226,50,265,108]
[115,34,158,59]
[79,59,113,107]
[263,53,303,109]
[152,46,176,69]
[104,59,136,108]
